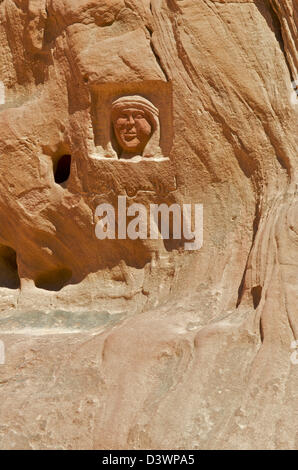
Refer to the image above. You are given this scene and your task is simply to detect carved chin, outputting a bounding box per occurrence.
[120,138,142,152]
[123,139,140,148]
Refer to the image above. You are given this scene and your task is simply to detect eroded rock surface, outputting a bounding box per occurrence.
[0,0,297,449]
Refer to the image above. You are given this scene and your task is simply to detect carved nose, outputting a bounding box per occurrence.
[127,115,135,125]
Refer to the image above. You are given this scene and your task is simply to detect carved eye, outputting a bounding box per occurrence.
[135,114,144,119]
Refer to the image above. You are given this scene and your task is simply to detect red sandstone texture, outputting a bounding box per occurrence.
[0,0,297,449]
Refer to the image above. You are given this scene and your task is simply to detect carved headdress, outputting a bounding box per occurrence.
[111,95,163,159]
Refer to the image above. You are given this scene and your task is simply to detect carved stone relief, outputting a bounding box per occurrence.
[111,95,164,160]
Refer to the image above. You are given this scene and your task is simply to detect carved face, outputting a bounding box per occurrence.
[112,107,152,155]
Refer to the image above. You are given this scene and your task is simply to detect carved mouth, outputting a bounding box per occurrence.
[124,134,137,140]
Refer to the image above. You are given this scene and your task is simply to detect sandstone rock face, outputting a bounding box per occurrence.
[0,0,297,450]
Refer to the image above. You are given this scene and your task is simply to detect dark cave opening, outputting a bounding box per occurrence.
[54,154,71,184]
[34,267,72,291]
[0,245,20,289]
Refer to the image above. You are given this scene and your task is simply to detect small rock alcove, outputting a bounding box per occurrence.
[34,267,72,291]
[0,245,20,289]
[54,154,72,184]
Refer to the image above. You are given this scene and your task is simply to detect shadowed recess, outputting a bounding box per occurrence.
[54,154,71,184]
[34,268,72,291]
[252,285,262,309]
[0,245,20,289]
